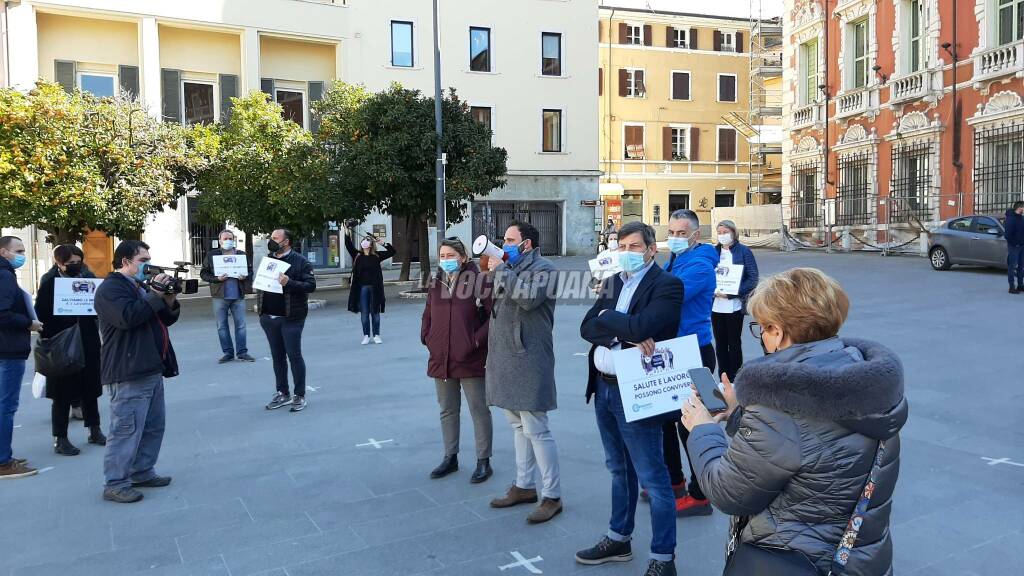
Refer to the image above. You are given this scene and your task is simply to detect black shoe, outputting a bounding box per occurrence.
[430,454,459,479]
[1011,287,1020,294]
[54,436,80,456]
[470,458,493,484]
[88,426,107,446]
[289,396,307,412]
[266,392,291,410]
[218,354,234,364]
[132,475,172,488]
[237,353,256,362]
[103,487,144,503]
[643,559,676,576]
[575,536,633,565]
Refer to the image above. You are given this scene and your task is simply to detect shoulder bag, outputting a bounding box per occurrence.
[33,321,86,378]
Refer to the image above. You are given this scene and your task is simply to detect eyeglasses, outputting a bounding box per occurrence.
[748,322,763,340]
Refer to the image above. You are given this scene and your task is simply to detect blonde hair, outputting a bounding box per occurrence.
[747,267,850,344]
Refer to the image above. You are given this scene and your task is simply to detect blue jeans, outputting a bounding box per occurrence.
[1008,245,1024,288]
[360,285,380,336]
[103,373,165,489]
[594,375,676,561]
[213,298,247,356]
[0,359,26,465]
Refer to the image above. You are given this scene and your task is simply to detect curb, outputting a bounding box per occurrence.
[399,290,428,299]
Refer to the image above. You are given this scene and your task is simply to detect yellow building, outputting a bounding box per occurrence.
[599,6,770,233]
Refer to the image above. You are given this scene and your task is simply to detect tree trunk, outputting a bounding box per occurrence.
[418,216,431,289]
[46,226,85,246]
[398,215,414,282]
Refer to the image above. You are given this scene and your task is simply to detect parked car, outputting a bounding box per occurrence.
[928,215,1008,270]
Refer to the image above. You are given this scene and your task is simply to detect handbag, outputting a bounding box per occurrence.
[33,323,86,377]
[724,440,888,576]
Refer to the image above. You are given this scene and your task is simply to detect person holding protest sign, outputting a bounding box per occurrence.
[577,221,684,576]
[711,220,759,381]
[200,230,254,364]
[34,245,105,456]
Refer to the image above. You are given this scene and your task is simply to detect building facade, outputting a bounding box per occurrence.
[781,0,1024,251]
[2,0,599,290]
[598,5,781,236]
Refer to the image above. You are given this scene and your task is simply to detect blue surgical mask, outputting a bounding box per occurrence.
[439,259,460,274]
[133,262,148,282]
[503,242,523,265]
[619,251,646,274]
[10,254,26,269]
[221,239,236,250]
[667,237,689,254]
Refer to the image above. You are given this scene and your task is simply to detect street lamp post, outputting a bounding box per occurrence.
[432,0,446,252]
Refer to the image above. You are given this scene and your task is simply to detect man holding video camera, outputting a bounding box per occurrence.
[94,240,179,504]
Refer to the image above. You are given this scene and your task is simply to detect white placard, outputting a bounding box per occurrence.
[612,335,703,422]
[588,250,622,282]
[212,254,248,278]
[715,263,744,296]
[253,257,291,294]
[53,278,102,316]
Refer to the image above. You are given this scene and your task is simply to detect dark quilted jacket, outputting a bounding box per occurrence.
[687,337,907,576]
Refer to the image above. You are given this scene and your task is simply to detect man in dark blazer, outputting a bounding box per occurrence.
[576,221,684,576]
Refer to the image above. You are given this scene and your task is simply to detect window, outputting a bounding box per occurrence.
[715,191,736,208]
[626,24,643,45]
[391,21,414,67]
[908,0,925,72]
[669,192,690,212]
[997,0,1024,44]
[792,163,821,228]
[671,71,690,100]
[673,28,688,48]
[653,205,662,226]
[625,68,646,97]
[801,40,818,105]
[720,31,736,52]
[973,123,1024,214]
[78,73,115,98]
[622,190,643,224]
[949,217,973,232]
[670,127,688,161]
[470,106,492,130]
[890,143,933,221]
[542,109,562,152]
[276,90,305,128]
[717,127,737,161]
[837,152,873,225]
[542,33,562,76]
[850,18,870,89]
[718,74,737,102]
[470,27,491,72]
[624,124,645,159]
[975,216,1003,234]
[183,82,215,125]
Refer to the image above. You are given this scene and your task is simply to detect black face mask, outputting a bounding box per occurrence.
[63,262,83,277]
[267,239,282,254]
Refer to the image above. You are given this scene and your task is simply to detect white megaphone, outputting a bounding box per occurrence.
[473,235,507,261]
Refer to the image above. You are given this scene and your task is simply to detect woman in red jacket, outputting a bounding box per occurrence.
[421,237,494,483]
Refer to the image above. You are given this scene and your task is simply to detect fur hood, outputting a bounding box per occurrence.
[735,337,907,440]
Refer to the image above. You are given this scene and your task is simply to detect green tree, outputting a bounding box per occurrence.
[317,82,508,283]
[0,82,211,244]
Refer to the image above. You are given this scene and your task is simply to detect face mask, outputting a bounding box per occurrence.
[607,239,619,250]
[10,254,26,269]
[360,240,372,250]
[718,234,733,246]
[439,259,460,274]
[267,239,281,254]
[667,237,689,254]
[618,251,646,274]
[64,262,83,277]
[221,239,236,250]
[504,242,524,265]
[133,262,148,282]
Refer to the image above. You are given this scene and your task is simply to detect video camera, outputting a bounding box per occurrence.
[145,261,199,295]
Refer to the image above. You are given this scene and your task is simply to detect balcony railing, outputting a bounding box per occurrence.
[835,89,869,119]
[889,70,931,105]
[793,104,820,129]
[973,41,1024,85]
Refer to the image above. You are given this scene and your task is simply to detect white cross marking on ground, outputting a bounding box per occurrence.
[573,352,588,356]
[263,357,272,361]
[499,551,544,574]
[356,438,394,449]
[13,425,21,429]
[306,385,320,392]
[38,467,55,474]
[982,457,1024,468]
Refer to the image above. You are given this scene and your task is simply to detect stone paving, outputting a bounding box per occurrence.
[2,250,1022,576]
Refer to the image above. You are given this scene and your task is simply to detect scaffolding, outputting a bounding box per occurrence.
[746,0,782,205]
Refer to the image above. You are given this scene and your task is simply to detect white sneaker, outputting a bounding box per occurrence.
[361,335,370,345]
[373,335,383,344]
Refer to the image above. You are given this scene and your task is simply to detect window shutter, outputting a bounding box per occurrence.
[713,30,723,51]
[308,80,325,133]
[736,31,744,53]
[643,25,653,46]
[690,28,698,50]
[219,74,238,124]
[618,22,628,44]
[672,72,690,100]
[161,68,181,124]
[720,129,736,161]
[618,68,628,96]
[118,65,139,99]
[663,126,673,160]
[260,78,275,100]
[54,60,76,93]
[636,70,645,95]
[666,26,675,47]
[599,22,604,43]
[690,126,700,160]
[599,67,603,96]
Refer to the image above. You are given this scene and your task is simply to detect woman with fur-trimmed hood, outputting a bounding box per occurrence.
[682,267,907,576]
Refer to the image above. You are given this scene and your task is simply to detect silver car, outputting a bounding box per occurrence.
[928,215,1008,270]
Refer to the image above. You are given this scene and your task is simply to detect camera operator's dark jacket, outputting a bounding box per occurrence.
[0,257,32,360]
[200,248,254,298]
[255,251,316,320]
[94,272,180,384]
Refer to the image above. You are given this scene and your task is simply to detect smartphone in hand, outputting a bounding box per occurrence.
[688,367,728,413]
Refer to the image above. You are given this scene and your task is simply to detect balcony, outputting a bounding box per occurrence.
[792,104,820,129]
[973,41,1024,86]
[835,89,869,119]
[889,70,933,106]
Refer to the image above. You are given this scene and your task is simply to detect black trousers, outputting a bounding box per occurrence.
[260,315,307,397]
[712,310,746,381]
[662,342,716,499]
[52,395,99,437]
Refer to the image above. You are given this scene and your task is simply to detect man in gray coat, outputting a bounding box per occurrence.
[485,221,562,524]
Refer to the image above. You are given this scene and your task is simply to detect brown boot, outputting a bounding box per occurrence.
[526,497,563,524]
[489,485,538,508]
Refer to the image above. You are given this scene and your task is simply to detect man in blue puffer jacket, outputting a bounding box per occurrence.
[1005,201,1024,294]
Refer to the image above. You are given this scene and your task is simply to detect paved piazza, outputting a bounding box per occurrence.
[1,250,1021,576]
